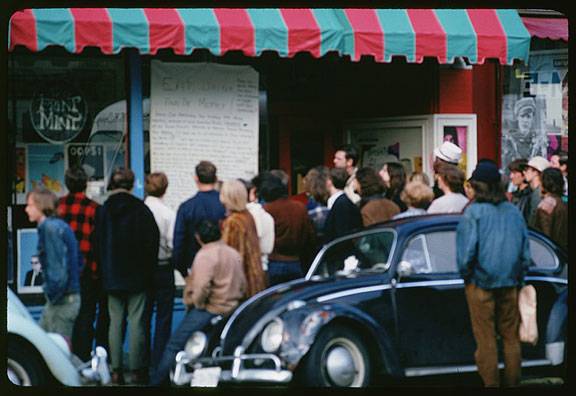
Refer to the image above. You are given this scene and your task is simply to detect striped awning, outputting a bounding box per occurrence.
[9,8,531,65]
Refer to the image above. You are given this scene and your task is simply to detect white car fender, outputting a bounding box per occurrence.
[7,296,81,386]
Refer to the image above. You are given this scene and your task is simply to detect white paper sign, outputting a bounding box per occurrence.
[150,61,259,210]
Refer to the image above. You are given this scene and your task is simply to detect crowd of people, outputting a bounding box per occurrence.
[23,140,568,387]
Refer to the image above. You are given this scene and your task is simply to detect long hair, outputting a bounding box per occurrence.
[385,162,406,199]
[303,166,329,204]
[469,179,507,204]
[356,167,385,198]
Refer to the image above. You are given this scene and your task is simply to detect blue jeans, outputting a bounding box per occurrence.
[150,308,215,386]
[546,289,567,343]
[267,260,303,287]
[147,265,175,375]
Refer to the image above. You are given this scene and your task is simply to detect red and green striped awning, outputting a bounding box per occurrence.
[9,8,531,65]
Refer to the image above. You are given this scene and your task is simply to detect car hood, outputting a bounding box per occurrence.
[219,272,388,353]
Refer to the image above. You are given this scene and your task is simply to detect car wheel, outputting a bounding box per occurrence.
[7,340,50,386]
[297,324,371,387]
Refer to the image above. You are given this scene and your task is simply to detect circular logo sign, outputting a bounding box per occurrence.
[30,85,87,144]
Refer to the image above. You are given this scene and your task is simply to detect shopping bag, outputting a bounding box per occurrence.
[518,284,538,345]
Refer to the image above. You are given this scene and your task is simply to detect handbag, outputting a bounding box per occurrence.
[518,284,538,345]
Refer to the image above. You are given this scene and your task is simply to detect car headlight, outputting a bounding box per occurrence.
[261,318,284,353]
[184,331,207,359]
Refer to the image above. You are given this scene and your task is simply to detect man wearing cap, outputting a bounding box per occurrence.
[523,156,550,227]
[432,141,463,199]
[457,160,531,387]
[502,97,547,165]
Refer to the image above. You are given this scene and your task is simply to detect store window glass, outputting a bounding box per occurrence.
[501,42,568,173]
[8,52,127,206]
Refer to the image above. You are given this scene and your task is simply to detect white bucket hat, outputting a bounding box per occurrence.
[434,141,462,164]
[526,156,550,173]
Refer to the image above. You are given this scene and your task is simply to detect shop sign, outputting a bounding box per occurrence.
[29,86,87,144]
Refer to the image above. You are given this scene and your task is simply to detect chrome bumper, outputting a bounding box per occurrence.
[172,347,293,386]
[76,346,111,386]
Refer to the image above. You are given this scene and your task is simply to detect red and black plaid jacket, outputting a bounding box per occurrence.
[58,192,100,278]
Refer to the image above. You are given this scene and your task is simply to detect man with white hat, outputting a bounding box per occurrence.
[432,141,463,199]
[523,156,550,226]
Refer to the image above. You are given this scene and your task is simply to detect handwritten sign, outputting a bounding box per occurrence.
[150,61,259,210]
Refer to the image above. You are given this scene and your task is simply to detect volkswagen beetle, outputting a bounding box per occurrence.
[172,214,567,387]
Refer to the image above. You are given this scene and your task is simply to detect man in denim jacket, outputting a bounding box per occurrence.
[456,161,531,387]
[25,187,82,340]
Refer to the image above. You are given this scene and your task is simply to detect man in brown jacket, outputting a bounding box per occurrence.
[150,220,246,385]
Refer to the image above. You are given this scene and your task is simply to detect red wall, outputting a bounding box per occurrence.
[436,64,500,164]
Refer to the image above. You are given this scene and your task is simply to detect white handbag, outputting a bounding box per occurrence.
[518,285,538,345]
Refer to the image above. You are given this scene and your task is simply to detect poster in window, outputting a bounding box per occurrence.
[443,126,468,173]
[501,50,568,172]
[17,229,43,295]
[67,144,105,181]
[27,144,66,196]
[15,147,26,193]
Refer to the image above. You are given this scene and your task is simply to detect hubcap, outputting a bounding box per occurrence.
[7,358,32,386]
[323,337,365,387]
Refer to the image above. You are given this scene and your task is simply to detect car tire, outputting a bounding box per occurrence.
[7,340,51,386]
[297,324,371,387]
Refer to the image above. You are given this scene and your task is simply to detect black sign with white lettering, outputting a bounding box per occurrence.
[30,85,87,144]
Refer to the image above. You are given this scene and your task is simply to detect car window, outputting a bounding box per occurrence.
[400,231,457,275]
[313,230,395,277]
[529,238,558,270]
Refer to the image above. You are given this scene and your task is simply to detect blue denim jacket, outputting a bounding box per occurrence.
[456,201,531,290]
[37,217,82,303]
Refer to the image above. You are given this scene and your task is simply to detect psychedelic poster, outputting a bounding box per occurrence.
[27,144,66,196]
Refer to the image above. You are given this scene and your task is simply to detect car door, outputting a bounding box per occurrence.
[393,228,477,371]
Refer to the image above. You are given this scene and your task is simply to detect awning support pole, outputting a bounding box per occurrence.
[127,49,145,199]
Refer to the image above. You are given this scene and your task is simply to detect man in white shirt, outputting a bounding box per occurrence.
[427,163,469,214]
[144,172,177,380]
[333,144,361,205]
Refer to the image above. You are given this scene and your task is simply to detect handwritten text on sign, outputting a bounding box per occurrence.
[150,61,259,210]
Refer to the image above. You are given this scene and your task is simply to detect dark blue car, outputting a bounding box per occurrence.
[171,214,567,387]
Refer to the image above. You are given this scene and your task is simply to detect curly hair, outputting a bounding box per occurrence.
[303,166,329,204]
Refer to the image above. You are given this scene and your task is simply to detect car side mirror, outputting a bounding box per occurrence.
[397,260,413,278]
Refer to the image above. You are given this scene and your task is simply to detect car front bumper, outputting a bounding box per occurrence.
[172,347,293,386]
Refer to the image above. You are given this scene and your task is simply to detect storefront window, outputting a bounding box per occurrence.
[501,43,568,172]
[8,52,127,205]
[7,51,126,297]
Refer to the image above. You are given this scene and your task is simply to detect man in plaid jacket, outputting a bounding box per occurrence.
[58,166,109,362]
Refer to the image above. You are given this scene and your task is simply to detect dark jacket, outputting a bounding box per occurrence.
[511,185,532,223]
[95,191,159,292]
[324,194,363,243]
[172,190,226,278]
[37,217,82,303]
[456,201,531,290]
[533,195,567,251]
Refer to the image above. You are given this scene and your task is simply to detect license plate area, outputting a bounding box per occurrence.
[191,367,222,387]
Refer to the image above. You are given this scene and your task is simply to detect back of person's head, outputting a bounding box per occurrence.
[107,167,135,191]
[27,187,58,217]
[259,174,287,202]
[196,219,221,244]
[558,152,568,169]
[328,167,349,190]
[356,167,385,197]
[386,162,407,194]
[401,181,434,209]
[541,167,564,196]
[220,179,248,212]
[270,169,289,188]
[336,144,359,167]
[237,178,253,197]
[145,172,168,197]
[303,166,330,203]
[65,166,88,193]
[438,164,465,194]
[409,171,430,187]
[196,161,217,184]
[508,158,528,173]
[469,161,506,204]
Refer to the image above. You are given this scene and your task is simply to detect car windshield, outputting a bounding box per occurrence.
[311,230,396,278]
